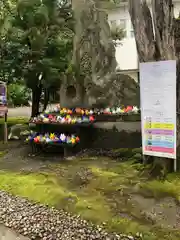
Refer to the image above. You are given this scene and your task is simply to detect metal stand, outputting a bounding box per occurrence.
[4,113,8,143]
[29,143,43,157]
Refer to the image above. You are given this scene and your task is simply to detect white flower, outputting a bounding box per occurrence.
[132,106,139,113]
[60,134,66,142]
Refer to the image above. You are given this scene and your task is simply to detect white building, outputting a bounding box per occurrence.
[107,0,180,82]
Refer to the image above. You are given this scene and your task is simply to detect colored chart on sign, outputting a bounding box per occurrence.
[0,84,7,105]
[144,121,175,155]
[0,83,8,116]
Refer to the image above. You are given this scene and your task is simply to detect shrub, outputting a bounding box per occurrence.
[0,117,28,140]
[7,83,31,106]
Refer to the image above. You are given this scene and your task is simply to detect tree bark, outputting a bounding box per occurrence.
[43,88,49,111]
[71,0,117,107]
[128,0,180,174]
[31,85,42,117]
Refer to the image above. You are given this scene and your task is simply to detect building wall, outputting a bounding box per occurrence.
[108,6,137,71]
[108,1,180,72]
[126,71,138,83]
[117,70,139,83]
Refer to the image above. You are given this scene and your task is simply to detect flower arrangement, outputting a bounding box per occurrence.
[44,105,139,116]
[30,114,95,124]
[26,132,80,145]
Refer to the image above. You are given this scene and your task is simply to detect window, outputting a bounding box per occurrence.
[130,30,134,38]
[110,20,117,28]
[110,19,126,29]
[119,19,126,29]
[130,21,134,38]
[118,19,127,37]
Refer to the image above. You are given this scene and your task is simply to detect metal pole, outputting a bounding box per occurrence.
[4,112,7,143]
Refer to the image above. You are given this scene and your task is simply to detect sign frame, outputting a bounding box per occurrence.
[0,81,8,142]
[140,60,176,170]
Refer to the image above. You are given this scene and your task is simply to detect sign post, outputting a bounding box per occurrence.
[0,82,8,143]
[140,60,176,171]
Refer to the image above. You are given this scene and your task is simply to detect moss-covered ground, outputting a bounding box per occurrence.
[0,117,28,124]
[0,144,179,240]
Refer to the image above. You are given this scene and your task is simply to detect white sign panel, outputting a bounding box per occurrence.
[140,60,176,159]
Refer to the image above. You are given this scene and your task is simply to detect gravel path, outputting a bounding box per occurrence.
[0,191,141,240]
[0,225,29,240]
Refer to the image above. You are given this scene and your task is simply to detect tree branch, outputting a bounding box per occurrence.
[128,0,155,62]
[152,0,176,60]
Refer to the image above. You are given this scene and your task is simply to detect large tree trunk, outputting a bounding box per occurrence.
[71,0,117,107]
[31,85,42,117]
[129,0,180,174]
[43,88,49,111]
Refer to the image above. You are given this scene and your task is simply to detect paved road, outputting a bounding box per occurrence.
[0,225,29,240]
[6,104,59,118]
[7,107,31,118]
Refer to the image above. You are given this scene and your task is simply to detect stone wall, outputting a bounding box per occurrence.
[0,121,142,150]
[92,121,141,149]
[77,121,141,150]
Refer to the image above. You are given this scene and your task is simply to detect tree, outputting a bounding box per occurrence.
[0,0,18,83]
[0,0,14,32]
[128,0,179,173]
[6,0,73,116]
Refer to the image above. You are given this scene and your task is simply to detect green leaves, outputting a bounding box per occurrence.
[7,83,31,106]
[1,0,74,90]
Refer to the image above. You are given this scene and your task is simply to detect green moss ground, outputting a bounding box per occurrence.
[0,150,179,240]
[139,174,180,200]
[0,117,28,124]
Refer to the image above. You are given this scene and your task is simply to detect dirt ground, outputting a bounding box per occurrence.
[0,142,180,240]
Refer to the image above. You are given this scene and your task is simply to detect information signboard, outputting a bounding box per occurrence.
[140,60,176,159]
[0,82,8,116]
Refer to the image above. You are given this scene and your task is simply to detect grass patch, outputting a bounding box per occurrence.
[89,162,140,194]
[140,173,180,201]
[91,166,119,178]
[72,194,111,223]
[0,167,152,237]
[106,217,155,239]
[0,170,111,224]
[0,117,28,124]
[0,151,6,157]
[0,171,71,206]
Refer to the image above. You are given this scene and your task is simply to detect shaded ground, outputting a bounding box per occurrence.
[0,142,180,240]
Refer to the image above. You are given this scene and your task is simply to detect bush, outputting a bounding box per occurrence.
[0,117,28,140]
[113,148,134,158]
[7,83,31,106]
